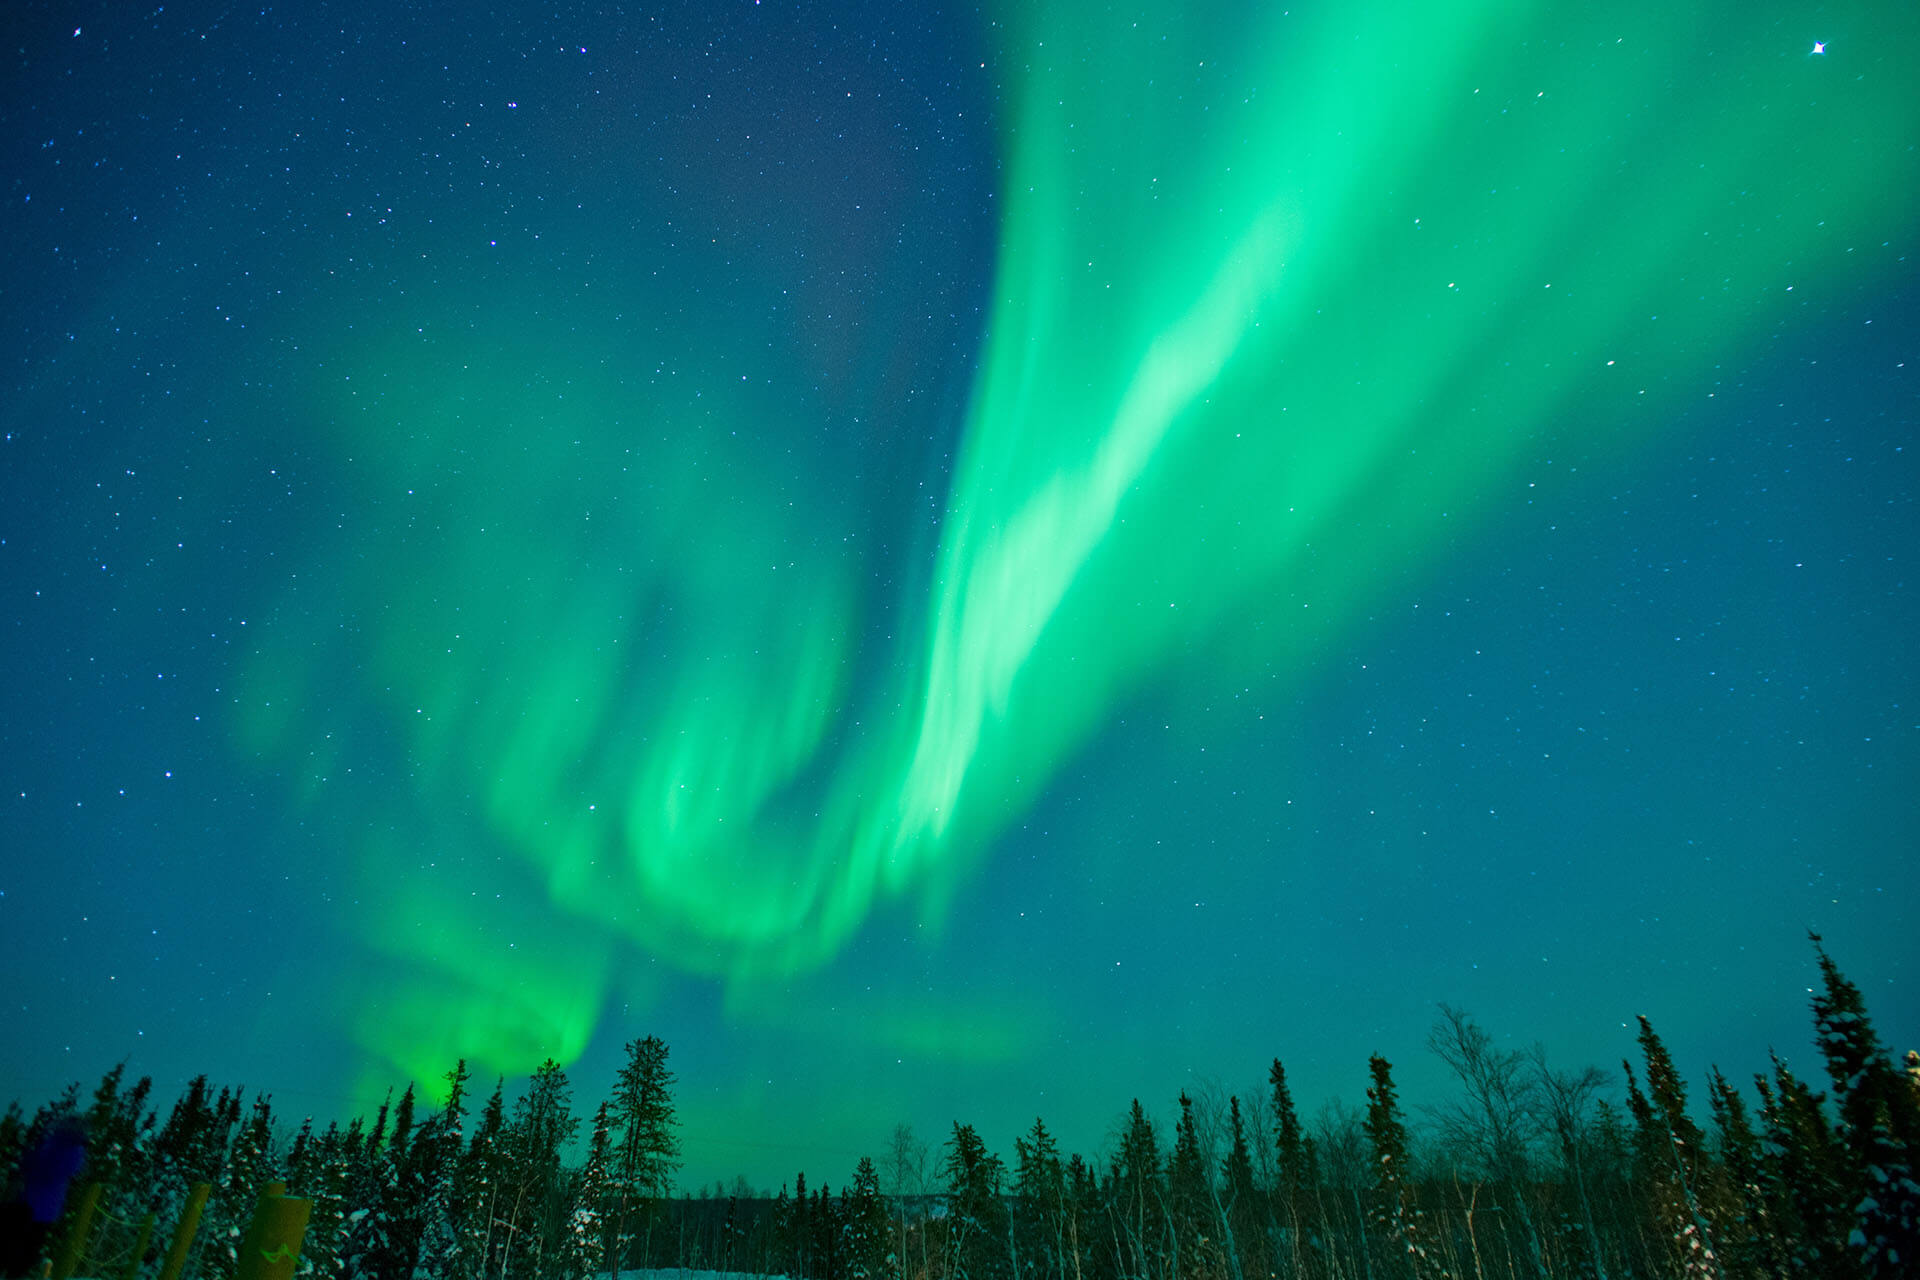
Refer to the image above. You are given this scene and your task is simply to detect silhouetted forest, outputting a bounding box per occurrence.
[3,937,1915,1280]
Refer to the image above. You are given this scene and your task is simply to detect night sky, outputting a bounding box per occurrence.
[3,0,1916,1189]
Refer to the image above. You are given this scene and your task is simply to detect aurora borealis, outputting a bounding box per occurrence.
[3,0,1916,1187]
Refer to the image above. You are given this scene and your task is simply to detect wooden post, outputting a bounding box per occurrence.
[121,1210,156,1280]
[234,1185,312,1280]
[157,1181,212,1280]
[48,1181,102,1280]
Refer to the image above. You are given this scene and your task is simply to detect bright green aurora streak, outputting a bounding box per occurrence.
[233,0,1918,1093]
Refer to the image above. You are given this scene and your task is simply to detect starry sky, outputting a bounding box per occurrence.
[2,0,1916,1189]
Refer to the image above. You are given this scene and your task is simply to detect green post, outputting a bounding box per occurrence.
[121,1209,156,1280]
[48,1180,102,1280]
[157,1181,211,1280]
[234,1185,312,1280]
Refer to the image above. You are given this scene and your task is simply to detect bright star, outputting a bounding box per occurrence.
[1811,41,1826,55]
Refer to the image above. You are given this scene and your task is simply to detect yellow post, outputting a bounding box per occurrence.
[234,1186,312,1280]
[48,1181,101,1280]
[156,1181,211,1280]
[121,1210,156,1280]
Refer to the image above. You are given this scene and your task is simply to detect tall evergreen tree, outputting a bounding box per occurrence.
[610,1035,680,1272]
[1166,1094,1213,1280]
[1269,1057,1314,1272]
[1810,936,1920,1279]
[943,1123,1009,1280]
[1364,1056,1434,1280]
[844,1157,893,1280]
[414,1060,471,1280]
[501,1058,579,1279]
[1110,1100,1163,1280]
[561,1100,613,1280]
[1751,1058,1852,1280]
[1705,1066,1774,1279]
[453,1081,508,1280]
[1626,1019,1721,1279]
[1014,1118,1066,1280]
[297,1120,354,1280]
[813,1180,845,1280]
[358,1084,425,1280]
[205,1092,275,1280]
[1220,1097,1261,1280]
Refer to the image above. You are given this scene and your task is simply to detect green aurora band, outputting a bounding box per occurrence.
[232,0,1919,1092]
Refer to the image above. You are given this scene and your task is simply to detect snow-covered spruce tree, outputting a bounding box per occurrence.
[558,1100,613,1280]
[1705,1066,1781,1279]
[412,1060,471,1280]
[1363,1055,1437,1280]
[204,1092,277,1280]
[1623,1019,1722,1280]
[149,1074,229,1229]
[609,1034,680,1273]
[82,1064,156,1203]
[942,1122,1009,1280]
[1810,936,1920,1278]
[844,1156,894,1280]
[355,1084,431,1280]
[1751,1057,1853,1280]
[77,1062,159,1266]
[336,1092,395,1280]
[450,1080,508,1280]
[292,1120,352,1280]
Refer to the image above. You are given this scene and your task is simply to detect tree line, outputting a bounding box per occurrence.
[2,937,1916,1280]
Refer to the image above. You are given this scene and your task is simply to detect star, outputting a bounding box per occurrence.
[1812,41,1826,55]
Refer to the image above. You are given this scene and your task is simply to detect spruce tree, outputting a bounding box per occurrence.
[942,1123,1008,1280]
[206,1092,275,1280]
[454,1081,508,1280]
[1013,1118,1066,1280]
[1107,1100,1163,1280]
[813,1181,845,1280]
[774,1181,799,1278]
[414,1060,471,1280]
[1221,1096,1262,1280]
[151,1074,224,1213]
[1752,1058,1853,1280]
[1269,1058,1313,1277]
[1166,1094,1211,1280]
[1626,1019,1721,1279]
[561,1100,613,1280]
[361,1084,422,1280]
[844,1157,893,1280]
[610,1034,680,1271]
[299,1120,353,1280]
[1704,1066,1777,1278]
[1810,936,1920,1277]
[505,1058,580,1279]
[1363,1055,1432,1280]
